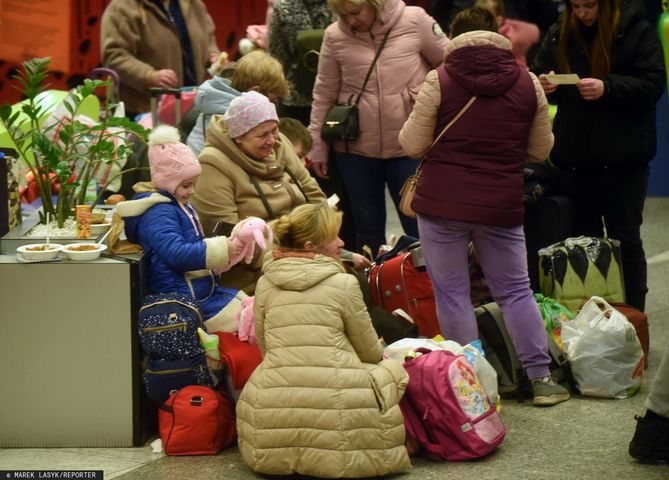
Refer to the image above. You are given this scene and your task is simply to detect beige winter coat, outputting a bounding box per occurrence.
[236,251,411,478]
[191,116,326,292]
[101,0,219,113]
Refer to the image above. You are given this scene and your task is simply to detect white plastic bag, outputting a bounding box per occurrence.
[384,337,499,405]
[561,296,644,399]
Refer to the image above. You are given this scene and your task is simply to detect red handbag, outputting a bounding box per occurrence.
[159,385,236,456]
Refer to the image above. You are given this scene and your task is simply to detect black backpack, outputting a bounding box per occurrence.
[475,302,572,399]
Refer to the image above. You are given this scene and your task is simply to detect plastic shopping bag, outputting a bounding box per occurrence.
[561,296,644,399]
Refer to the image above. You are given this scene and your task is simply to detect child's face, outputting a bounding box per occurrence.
[174,176,199,203]
[292,141,307,162]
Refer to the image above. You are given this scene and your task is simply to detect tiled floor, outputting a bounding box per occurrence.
[1,196,668,480]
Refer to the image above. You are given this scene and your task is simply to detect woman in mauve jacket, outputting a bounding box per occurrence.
[308,0,449,254]
[531,0,665,312]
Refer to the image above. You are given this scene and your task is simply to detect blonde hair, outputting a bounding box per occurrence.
[474,0,505,18]
[231,50,289,98]
[328,0,385,18]
[271,203,342,252]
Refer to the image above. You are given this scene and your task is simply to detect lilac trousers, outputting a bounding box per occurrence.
[418,214,551,380]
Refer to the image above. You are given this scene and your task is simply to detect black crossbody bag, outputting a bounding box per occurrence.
[320,28,391,143]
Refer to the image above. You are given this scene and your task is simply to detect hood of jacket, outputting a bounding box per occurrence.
[116,192,172,243]
[261,251,346,292]
[195,76,241,115]
[204,114,291,180]
[444,30,518,97]
[336,0,404,37]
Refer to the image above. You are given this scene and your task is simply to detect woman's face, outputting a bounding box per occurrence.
[315,236,345,259]
[235,121,280,160]
[570,0,599,27]
[338,1,376,32]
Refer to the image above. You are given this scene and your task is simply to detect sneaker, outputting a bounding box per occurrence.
[531,376,570,407]
[629,411,669,463]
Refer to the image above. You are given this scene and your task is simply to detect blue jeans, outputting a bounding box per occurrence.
[335,153,419,253]
[418,214,551,380]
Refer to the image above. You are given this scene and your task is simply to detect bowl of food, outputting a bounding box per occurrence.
[62,243,108,261]
[16,243,64,261]
[90,222,112,236]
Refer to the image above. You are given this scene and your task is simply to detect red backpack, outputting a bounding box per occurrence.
[401,349,506,461]
[158,385,236,455]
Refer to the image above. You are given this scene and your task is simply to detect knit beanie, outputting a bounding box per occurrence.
[223,91,279,138]
[148,125,201,195]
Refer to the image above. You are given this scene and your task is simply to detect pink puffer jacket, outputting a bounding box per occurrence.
[307,0,448,164]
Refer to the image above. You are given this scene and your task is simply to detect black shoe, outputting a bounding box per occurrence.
[629,411,669,463]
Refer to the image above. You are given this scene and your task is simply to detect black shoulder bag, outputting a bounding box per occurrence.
[320,28,391,143]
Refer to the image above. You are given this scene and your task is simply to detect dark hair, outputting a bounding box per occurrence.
[558,0,620,79]
[449,7,499,38]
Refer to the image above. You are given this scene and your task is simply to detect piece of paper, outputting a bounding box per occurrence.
[544,73,581,85]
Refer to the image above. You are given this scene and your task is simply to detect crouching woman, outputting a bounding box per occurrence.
[236,203,410,477]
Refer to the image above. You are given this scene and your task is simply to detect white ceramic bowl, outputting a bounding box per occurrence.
[90,222,112,236]
[62,243,108,261]
[16,243,64,261]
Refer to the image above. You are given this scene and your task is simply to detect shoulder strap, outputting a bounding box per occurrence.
[354,28,392,106]
[249,175,275,219]
[284,167,309,203]
[414,95,477,178]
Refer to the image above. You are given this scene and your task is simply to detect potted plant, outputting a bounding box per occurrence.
[0,57,148,228]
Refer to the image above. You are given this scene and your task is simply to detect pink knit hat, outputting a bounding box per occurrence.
[224,91,279,138]
[148,125,202,195]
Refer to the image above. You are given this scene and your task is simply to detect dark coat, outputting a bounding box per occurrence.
[531,0,666,170]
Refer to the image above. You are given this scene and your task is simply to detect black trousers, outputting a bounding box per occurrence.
[559,165,649,311]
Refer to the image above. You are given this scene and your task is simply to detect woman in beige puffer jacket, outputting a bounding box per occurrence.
[236,203,410,478]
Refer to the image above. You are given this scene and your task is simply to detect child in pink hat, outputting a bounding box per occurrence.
[117,125,268,332]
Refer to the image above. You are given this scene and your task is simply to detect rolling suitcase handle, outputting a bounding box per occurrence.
[149,87,182,127]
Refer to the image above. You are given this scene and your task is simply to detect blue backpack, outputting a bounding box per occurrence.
[138,293,213,404]
[138,293,204,360]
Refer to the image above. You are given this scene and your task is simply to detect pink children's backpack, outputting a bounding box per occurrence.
[400,348,506,461]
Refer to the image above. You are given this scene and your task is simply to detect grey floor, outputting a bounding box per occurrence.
[1,195,667,479]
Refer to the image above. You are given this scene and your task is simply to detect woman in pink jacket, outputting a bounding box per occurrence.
[308,0,448,254]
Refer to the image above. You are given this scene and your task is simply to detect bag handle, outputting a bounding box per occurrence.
[353,28,392,106]
[413,95,477,180]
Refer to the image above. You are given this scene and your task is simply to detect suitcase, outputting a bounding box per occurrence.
[369,246,440,338]
[524,194,574,292]
[609,302,649,369]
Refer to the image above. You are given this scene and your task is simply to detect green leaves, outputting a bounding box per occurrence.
[0,56,150,227]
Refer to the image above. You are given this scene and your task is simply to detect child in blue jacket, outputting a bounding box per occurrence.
[118,125,250,332]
